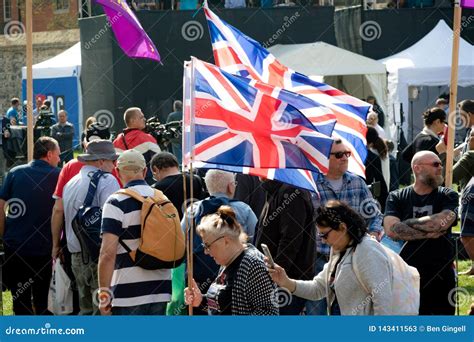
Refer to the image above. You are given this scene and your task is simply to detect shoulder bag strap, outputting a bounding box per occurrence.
[121,131,129,150]
[83,170,104,207]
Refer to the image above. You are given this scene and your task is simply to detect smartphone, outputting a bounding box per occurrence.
[261,244,275,269]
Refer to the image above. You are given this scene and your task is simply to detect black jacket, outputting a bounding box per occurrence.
[364,150,388,211]
[255,180,315,280]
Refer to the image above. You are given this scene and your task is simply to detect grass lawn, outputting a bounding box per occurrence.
[1,261,473,316]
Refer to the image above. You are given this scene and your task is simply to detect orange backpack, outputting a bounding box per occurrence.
[117,189,185,269]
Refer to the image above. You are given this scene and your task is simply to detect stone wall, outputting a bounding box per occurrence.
[0,29,79,114]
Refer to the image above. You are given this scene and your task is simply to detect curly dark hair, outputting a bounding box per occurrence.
[422,107,446,126]
[316,200,368,244]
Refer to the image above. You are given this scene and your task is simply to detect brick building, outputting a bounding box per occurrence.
[0,0,84,33]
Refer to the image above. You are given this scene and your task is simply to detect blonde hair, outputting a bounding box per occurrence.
[84,116,97,130]
[197,206,248,243]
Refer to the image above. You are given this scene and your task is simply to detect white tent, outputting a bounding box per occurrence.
[269,41,388,121]
[21,42,83,145]
[380,20,474,138]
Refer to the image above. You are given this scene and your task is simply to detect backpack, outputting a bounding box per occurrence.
[71,170,104,264]
[352,237,420,315]
[117,188,185,270]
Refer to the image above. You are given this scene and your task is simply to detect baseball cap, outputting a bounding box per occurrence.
[117,149,146,171]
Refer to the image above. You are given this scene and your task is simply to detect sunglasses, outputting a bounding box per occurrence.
[418,161,442,168]
[330,151,351,159]
[317,228,333,240]
[201,236,225,251]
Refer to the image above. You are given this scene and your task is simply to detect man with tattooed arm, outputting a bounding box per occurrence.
[384,151,458,315]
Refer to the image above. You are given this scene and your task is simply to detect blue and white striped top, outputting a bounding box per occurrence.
[101,180,172,308]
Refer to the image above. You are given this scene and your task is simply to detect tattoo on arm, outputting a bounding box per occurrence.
[390,210,454,240]
[390,222,432,241]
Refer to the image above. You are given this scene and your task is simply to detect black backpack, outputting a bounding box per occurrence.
[71,171,104,264]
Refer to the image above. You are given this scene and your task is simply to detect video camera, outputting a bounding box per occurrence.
[144,117,182,150]
[34,109,56,136]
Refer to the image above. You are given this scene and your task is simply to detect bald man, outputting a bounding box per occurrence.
[113,107,161,184]
[384,151,458,315]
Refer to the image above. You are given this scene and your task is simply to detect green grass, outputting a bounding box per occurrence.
[2,263,472,315]
[457,260,474,315]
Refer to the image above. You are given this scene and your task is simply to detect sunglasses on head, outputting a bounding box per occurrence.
[330,151,351,159]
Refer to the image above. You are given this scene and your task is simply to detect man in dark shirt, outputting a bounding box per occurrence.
[384,151,458,315]
[402,108,446,164]
[255,179,315,315]
[166,101,183,160]
[0,137,61,314]
[151,151,205,219]
[50,110,75,165]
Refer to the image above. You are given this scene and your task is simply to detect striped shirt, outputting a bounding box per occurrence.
[101,180,171,307]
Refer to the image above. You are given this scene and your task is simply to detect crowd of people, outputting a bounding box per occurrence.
[0,96,473,316]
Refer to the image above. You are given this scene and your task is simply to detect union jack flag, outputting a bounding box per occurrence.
[204,6,370,178]
[183,58,333,176]
[195,162,321,194]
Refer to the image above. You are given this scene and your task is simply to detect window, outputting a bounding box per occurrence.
[3,0,12,21]
[55,0,70,12]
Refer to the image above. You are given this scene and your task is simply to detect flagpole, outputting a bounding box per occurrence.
[185,59,197,316]
[26,0,33,161]
[445,1,462,188]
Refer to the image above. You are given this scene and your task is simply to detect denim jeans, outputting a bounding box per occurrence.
[305,254,329,315]
[113,302,168,315]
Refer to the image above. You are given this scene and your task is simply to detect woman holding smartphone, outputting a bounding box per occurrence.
[268,200,394,315]
[184,206,278,315]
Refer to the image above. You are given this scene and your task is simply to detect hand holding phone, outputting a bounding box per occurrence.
[261,243,275,269]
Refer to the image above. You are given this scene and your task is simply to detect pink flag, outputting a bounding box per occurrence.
[95,0,160,62]
[461,0,474,8]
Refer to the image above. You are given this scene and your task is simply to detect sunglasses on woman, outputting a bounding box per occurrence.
[317,228,333,240]
[330,151,351,159]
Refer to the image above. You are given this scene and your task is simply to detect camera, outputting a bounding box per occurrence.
[144,117,182,150]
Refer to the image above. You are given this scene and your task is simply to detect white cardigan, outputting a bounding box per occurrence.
[293,235,393,315]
